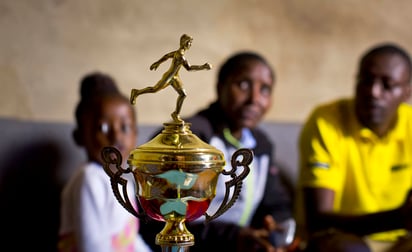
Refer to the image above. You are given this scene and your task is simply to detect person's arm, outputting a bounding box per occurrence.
[246,132,295,251]
[304,187,408,236]
[181,54,211,72]
[184,62,212,71]
[251,129,294,227]
[150,51,175,70]
[253,165,294,224]
[249,163,296,251]
[76,170,113,252]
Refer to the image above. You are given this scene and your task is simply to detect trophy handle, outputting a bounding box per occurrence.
[204,148,253,224]
[101,146,146,219]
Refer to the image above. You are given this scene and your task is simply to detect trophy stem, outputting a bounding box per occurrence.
[156,217,194,251]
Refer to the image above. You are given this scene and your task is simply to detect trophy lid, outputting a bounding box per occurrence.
[128,122,225,174]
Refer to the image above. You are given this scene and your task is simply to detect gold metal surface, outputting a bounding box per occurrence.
[129,34,212,123]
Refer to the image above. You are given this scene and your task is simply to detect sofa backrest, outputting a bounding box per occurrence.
[0,117,301,251]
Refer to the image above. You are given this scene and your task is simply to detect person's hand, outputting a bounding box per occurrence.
[264,215,287,252]
[236,215,285,252]
[150,62,160,71]
[237,226,278,252]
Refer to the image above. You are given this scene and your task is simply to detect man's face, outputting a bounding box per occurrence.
[355,53,411,134]
[80,97,137,165]
[219,60,274,131]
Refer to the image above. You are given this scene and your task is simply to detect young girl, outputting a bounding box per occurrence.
[58,72,151,252]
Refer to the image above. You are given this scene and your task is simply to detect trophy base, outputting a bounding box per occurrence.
[159,245,191,252]
[156,218,194,250]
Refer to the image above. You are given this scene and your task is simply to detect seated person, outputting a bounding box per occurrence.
[140,51,297,252]
[298,43,412,252]
[58,72,152,252]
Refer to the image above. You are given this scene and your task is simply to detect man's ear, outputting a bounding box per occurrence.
[73,128,83,146]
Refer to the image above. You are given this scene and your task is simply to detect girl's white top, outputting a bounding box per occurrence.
[59,162,152,252]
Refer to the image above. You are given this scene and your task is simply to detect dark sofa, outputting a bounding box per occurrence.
[0,117,301,251]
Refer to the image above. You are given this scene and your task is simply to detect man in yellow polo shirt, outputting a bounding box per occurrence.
[299,43,412,252]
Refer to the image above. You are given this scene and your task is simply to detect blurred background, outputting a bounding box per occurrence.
[1,0,412,125]
[2,2,412,250]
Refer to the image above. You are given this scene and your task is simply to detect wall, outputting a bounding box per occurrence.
[1,0,412,125]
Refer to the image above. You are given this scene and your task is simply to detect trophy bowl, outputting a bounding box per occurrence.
[102,122,252,251]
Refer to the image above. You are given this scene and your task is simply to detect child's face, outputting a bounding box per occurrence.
[80,96,137,166]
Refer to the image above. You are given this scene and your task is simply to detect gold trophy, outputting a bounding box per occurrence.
[102,34,253,252]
